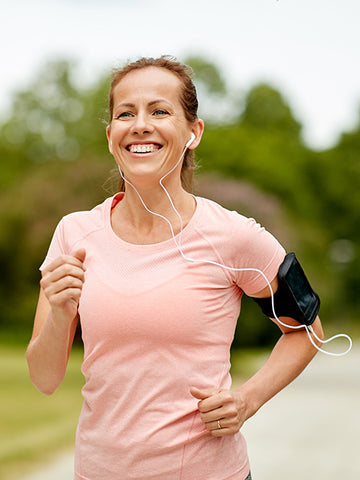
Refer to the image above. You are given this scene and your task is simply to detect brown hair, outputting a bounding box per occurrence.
[108,56,199,192]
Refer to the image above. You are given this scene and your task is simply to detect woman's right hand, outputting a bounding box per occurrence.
[40,249,86,324]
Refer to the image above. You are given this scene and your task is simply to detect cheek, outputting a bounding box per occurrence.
[108,126,127,152]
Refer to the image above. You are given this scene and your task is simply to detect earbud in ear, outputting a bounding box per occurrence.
[186,132,196,148]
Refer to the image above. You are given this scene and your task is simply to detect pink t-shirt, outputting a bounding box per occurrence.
[42,193,285,480]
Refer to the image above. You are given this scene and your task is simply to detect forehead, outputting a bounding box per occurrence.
[113,66,182,104]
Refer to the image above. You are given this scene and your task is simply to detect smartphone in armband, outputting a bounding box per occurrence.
[277,252,320,326]
[253,252,320,326]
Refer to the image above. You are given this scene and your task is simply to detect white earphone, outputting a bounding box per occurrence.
[186,132,196,148]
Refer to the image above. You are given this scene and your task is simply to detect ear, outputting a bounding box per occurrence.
[106,125,113,154]
[189,118,205,150]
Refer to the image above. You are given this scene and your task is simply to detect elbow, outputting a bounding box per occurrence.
[28,369,62,396]
[301,316,324,360]
[33,381,58,397]
[310,316,324,347]
[31,374,60,396]
[26,346,62,396]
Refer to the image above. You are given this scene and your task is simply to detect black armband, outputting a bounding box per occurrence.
[252,252,320,326]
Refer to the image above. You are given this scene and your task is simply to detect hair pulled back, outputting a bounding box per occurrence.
[108,56,199,192]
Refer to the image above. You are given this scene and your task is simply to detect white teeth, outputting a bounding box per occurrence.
[129,144,159,153]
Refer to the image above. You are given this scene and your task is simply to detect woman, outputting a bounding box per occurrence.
[27,56,323,480]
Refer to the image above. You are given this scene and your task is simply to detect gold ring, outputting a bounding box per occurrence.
[217,420,222,429]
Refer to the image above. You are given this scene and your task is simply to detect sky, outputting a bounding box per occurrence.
[1,0,360,149]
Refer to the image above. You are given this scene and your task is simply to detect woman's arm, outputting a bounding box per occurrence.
[236,276,324,422]
[191,277,324,437]
[26,249,86,395]
[236,316,323,424]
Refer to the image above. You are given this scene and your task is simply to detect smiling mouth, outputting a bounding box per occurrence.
[126,143,162,153]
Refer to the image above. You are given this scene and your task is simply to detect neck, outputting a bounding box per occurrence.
[112,179,195,244]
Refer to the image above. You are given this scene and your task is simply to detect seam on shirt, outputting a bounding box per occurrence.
[192,225,234,285]
[69,221,107,254]
[178,411,198,480]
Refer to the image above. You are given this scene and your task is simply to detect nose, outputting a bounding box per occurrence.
[130,111,154,135]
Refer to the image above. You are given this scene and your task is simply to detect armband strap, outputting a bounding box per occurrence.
[252,252,320,326]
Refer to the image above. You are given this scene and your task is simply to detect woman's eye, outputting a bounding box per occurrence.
[153,109,169,116]
[116,111,133,119]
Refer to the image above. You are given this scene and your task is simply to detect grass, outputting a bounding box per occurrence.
[0,343,268,480]
[0,343,84,480]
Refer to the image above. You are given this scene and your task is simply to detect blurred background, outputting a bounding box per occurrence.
[1,0,359,478]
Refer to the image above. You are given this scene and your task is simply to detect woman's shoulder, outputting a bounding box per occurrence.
[195,196,254,229]
[59,195,114,236]
[195,195,282,250]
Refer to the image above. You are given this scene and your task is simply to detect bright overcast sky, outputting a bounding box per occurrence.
[2,0,359,149]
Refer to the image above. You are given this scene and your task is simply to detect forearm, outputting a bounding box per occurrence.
[237,318,323,421]
[28,251,85,395]
[26,311,77,395]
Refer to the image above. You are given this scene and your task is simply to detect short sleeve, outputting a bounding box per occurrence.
[231,215,286,296]
[39,219,67,271]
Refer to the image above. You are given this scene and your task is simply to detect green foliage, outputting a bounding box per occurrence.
[0,59,109,178]
[184,55,227,95]
[241,83,302,135]
[0,56,358,348]
[305,119,360,320]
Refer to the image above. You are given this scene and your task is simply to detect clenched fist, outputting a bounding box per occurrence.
[40,249,86,324]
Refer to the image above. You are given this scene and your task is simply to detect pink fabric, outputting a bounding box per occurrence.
[42,194,285,480]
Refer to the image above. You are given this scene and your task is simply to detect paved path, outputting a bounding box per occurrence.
[242,341,360,479]
[19,450,74,480]
[20,342,359,480]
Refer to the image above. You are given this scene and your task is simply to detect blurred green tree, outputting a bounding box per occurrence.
[0,55,358,345]
[0,59,112,340]
[305,112,360,321]
[196,82,319,219]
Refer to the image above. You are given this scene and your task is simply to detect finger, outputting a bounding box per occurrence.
[196,393,228,414]
[42,278,84,306]
[41,266,85,291]
[43,261,85,279]
[210,425,237,437]
[199,405,225,424]
[206,414,239,431]
[49,287,83,309]
[50,275,85,295]
[43,252,86,275]
[201,418,236,437]
[208,418,226,431]
[72,248,86,264]
[201,397,240,419]
[208,416,242,437]
[190,386,220,401]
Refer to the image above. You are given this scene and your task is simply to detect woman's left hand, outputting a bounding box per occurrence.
[190,386,248,437]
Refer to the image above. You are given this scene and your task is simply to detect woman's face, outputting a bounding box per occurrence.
[107,66,203,188]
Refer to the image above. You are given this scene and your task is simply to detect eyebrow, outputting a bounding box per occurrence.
[114,99,173,109]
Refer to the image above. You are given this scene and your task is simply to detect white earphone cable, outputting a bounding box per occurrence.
[116,138,352,357]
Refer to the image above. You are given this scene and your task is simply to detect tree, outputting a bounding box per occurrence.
[0,59,113,340]
[241,83,302,135]
[184,55,242,125]
[0,55,358,344]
